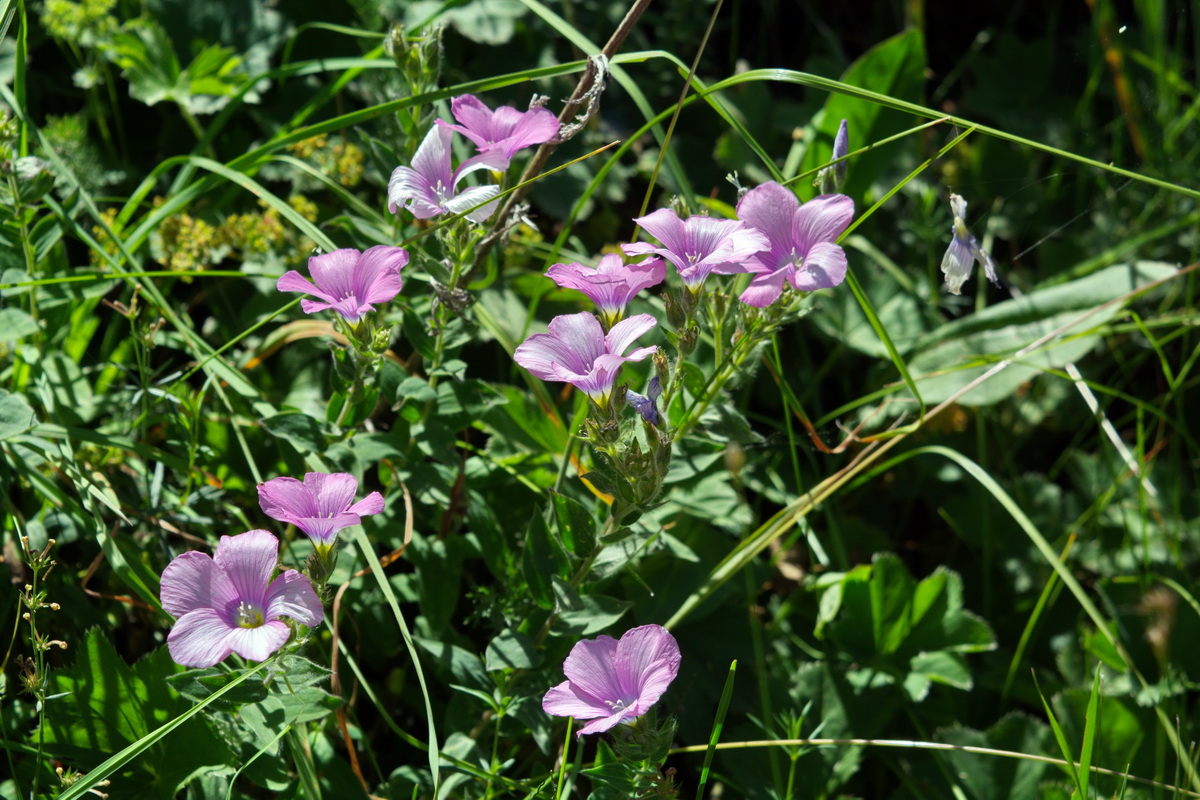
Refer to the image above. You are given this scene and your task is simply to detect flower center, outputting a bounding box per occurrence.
[686,250,702,264]
[788,246,803,268]
[234,601,264,629]
[604,698,631,713]
[432,179,452,204]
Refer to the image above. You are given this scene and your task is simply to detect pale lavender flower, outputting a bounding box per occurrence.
[514,311,657,406]
[276,246,407,321]
[736,182,855,308]
[257,472,385,546]
[941,194,1000,295]
[387,126,507,222]
[542,624,681,737]
[436,94,559,169]
[160,530,323,668]
[544,254,665,327]
[627,376,662,425]
[623,208,769,291]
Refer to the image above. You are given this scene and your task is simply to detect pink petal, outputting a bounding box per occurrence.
[794,194,854,253]
[355,246,407,306]
[503,105,558,156]
[308,249,360,301]
[576,712,632,736]
[634,208,687,255]
[546,312,606,364]
[542,680,610,720]
[791,240,848,292]
[265,570,324,628]
[387,165,443,218]
[410,126,455,190]
[443,184,500,223]
[213,530,278,609]
[604,314,656,356]
[561,634,625,702]
[299,298,335,315]
[167,608,235,668]
[304,472,358,518]
[737,182,800,270]
[225,620,291,662]
[614,625,680,715]
[515,331,589,382]
[161,551,234,618]
[739,267,791,307]
[448,94,495,146]
[277,271,336,304]
[347,491,385,517]
[258,477,317,523]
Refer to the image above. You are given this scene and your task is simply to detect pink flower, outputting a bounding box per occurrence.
[544,253,665,327]
[542,624,681,737]
[276,246,407,321]
[160,530,323,668]
[257,472,384,546]
[387,126,507,222]
[436,94,559,169]
[514,312,657,406]
[736,182,855,307]
[623,208,768,290]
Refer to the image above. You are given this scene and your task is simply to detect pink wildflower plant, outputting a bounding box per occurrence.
[436,94,559,169]
[387,126,507,223]
[736,182,855,307]
[257,472,384,547]
[276,246,407,322]
[514,311,657,407]
[542,624,681,737]
[623,208,768,291]
[160,530,323,668]
[544,253,665,328]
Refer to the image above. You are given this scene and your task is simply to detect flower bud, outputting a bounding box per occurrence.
[653,348,669,387]
[678,325,698,357]
[663,291,686,330]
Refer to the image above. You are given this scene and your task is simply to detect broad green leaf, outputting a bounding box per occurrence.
[0,390,35,440]
[485,629,542,671]
[550,489,595,557]
[908,262,1176,406]
[816,553,995,701]
[261,410,327,455]
[936,714,1053,800]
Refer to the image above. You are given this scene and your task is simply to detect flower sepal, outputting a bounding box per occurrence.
[609,707,677,765]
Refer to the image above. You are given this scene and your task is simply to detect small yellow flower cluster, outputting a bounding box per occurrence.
[40,0,117,42]
[217,201,285,256]
[88,207,124,267]
[288,134,365,187]
[155,206,218,275]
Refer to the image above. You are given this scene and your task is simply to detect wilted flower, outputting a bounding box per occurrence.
[941,193,1000,295]
[627,376,662,425]
[544,254,665,327]
[736,182,855,307]
[276,246,407,322]
[514,311,657,407]
[387,126,506,222]
[623,208,768,291]
[436,94,559,169]
[542,624,681,737]
[257,472,385,546]
[160,530,323,668]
